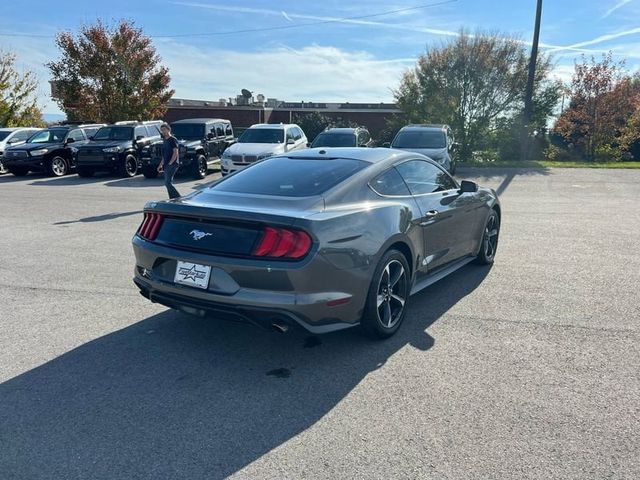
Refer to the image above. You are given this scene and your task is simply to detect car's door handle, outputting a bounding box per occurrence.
[419,210,439,225]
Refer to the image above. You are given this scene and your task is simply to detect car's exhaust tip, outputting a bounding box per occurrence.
[271,322,289,334]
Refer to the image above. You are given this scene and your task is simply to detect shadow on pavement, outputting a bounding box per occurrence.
[53,210,142,225]
[0,265,491,480]
[457,166,551,197]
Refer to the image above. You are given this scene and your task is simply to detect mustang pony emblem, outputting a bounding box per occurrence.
[189,229,213,241]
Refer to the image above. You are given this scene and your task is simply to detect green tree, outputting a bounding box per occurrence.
[0,50,45,127]
[47,20,174,123]
[394,30,559,160]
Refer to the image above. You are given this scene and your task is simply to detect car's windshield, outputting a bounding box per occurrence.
[93,126,133,141]
[28,129,68,144]
[171,123,205,140]
[311,133,356,148]
[392,130,446,149]
[0,131,11,141]
[213,157,367,197]
[238,128,284,144]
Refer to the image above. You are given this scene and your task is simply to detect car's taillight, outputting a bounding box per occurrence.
[137,212,165,241]
[252,227,312,259]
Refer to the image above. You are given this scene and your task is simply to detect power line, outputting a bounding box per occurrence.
[0,1,458,39]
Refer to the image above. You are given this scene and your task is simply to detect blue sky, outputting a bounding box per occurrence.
[2,0,640,115]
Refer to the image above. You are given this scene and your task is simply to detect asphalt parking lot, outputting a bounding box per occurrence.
[0,166,639,480]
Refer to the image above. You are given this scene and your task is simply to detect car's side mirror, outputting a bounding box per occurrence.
[286,138,295,145]
[459,180,478,193]
[65,138,75,144]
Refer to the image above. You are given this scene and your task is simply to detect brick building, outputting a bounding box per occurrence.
[163,98,403,139]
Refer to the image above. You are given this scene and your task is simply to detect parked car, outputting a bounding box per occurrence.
[2,124,104,177]
[220,123,307,176]
[310,127,374,148]
[132,147,500,339]
[390,124,458,174]
[0,127,43,174]
[142,118,235,179]
[75,121,162,177]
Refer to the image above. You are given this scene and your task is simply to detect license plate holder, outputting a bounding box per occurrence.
[174,261,211,289]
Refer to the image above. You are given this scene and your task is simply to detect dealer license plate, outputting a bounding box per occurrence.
[174,261,211,289]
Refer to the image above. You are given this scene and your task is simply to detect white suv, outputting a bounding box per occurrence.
[220,123,307,175]
[0,127,42,174]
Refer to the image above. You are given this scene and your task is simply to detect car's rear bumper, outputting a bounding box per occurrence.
[132,236,368,334]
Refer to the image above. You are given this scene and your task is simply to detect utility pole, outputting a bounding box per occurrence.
[521,0,543,161]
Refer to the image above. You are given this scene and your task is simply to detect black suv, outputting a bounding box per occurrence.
[75,121,162,177]
[310,127,374,148]
[3,124,104,177]
[142,118,235,179]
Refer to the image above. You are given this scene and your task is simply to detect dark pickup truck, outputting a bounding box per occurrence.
[142,118,235,179]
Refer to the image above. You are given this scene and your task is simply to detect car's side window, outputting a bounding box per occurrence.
[370,168,412,196]
[83,128,98,138]
[215,124,225,137]
[68,129,85,142]
[225,123,233,137]
[396,160,456,195]
[293,127,304,141]
[286,129,295,142]
[134,126,147,138]
[12,131,30,141]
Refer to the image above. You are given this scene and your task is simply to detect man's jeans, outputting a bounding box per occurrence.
[164,162,181,199]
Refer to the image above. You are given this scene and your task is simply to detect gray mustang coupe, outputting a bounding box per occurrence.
[132,148,500,338]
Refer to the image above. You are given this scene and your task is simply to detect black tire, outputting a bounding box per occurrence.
[0,159,8,175]
[8,166,29,177]
[119,154,138,178]
[77,166,95,178]
[361,249,411,339]
[192,154,207,179]
[142,165,159,179]
[474,210,500,265]
[47,156,68,177]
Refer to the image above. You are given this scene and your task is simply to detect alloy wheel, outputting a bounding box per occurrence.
[126,157,137,176]
[51,157,67,176]
[376,259,408,329]
[484,214,499,260]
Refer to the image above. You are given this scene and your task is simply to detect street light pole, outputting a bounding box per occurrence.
[521,0,543,161]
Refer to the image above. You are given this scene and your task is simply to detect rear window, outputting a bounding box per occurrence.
[213,157,367,197]
[311,133,356,148]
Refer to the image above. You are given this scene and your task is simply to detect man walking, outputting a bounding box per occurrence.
[158,123,181,199]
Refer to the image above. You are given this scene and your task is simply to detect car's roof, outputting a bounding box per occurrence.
[401,124,448,131]
[249,123,297,129]
[0,127,21,132]
[286,147,416,164]
[320,128,360,134]
[172,118,230,124]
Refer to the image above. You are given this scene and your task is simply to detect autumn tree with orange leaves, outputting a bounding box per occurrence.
[47,20,174,123]
[553,54,640,161]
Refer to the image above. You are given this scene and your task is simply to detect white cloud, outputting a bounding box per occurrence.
[155,40,414,102]
[171,2,461,39]
[546,27,640,52]
[602,0,633,18]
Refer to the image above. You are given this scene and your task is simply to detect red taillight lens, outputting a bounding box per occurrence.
[252,227,312,259]
[137,212,165,241]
